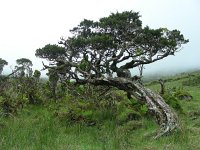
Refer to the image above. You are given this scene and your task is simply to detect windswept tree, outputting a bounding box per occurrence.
[0,58,8,75]
[35,44,65,99]
[15,58,33,77]
[36,11,188,138]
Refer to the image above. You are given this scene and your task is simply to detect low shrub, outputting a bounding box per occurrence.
[55,90,148,126]
[162,86,192,112]
[182,75,200,86]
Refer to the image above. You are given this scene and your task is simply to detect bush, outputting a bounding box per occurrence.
[55,89,148,126]
[55,98,97,125]
[173,87,193,100]
[128,98,148,116]
[162,87,192,112]
[163,93,182,112]
[182,75,200,86]
[0,95,26,117]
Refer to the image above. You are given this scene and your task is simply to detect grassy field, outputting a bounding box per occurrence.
[0,71,200,150]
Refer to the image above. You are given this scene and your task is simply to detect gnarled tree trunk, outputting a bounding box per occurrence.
[130,81,178,138]
[88,77,178,138]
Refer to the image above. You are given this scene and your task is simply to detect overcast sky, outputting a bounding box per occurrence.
[0,0,199,76]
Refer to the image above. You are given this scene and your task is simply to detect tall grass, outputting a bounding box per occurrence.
[1,71,200,149]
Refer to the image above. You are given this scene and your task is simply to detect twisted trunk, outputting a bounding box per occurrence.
[130,82,178,138]
[87,77,178,138]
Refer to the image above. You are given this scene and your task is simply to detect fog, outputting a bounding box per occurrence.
[0,0,199,76]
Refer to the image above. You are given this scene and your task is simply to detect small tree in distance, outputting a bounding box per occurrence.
[15,58,33,77]
[0,58,8,75]
[36,11,188,138]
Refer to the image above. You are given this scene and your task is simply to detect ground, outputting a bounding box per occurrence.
[0,71,200,150]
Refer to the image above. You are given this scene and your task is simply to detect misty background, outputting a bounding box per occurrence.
[0,0,199,77]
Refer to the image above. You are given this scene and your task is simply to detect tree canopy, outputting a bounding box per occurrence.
[15,58,33,77]
[36,11,188,83]
[35,44,65,61]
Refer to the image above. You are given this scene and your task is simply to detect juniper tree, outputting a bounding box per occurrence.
[36,11,188,138]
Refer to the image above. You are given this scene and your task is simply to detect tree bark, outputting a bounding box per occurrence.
[130,81,178,138]
[87,77,178,138]
[158,79,166,95]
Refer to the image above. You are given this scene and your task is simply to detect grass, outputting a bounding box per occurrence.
[1,71,200,149]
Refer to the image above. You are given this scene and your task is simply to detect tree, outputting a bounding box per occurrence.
[46,68,59,100]
[14,58,39,104]
[35,44,67,99]
[33,69,41,81]
[159,79,167,95]
[15,58,33,77]
[0,58,8,75]
[35,44,66,61]
[36,11,188,138]
[35,44,67,76]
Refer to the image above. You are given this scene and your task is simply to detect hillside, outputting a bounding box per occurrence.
[0,71,200,150]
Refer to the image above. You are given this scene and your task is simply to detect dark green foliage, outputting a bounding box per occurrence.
[35,44,65,61]
[33,70,41,79]
[13,75,41,104]
[116,99,143,124]
[54,97,97,125]
[46,69,59,99]
[15,58,33,77]
[16,58,32,66]
[162,87,192,112]
[0,65,43,116]
[54,85,148,126]
[36,11,188,83]
[173,87,193,100]
[0,81,28,117]
[163,93,182,112]
[78,56,91,72]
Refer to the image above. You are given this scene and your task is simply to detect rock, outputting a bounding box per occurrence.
[179,95,193,101]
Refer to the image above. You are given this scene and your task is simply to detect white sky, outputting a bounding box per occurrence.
[0,0,199,76]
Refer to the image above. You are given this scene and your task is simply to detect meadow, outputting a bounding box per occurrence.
[0,71,200,150]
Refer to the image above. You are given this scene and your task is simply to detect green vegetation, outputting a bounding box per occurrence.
[35,11,188,137]
[0,11,195,149]
[0,71,200,149]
